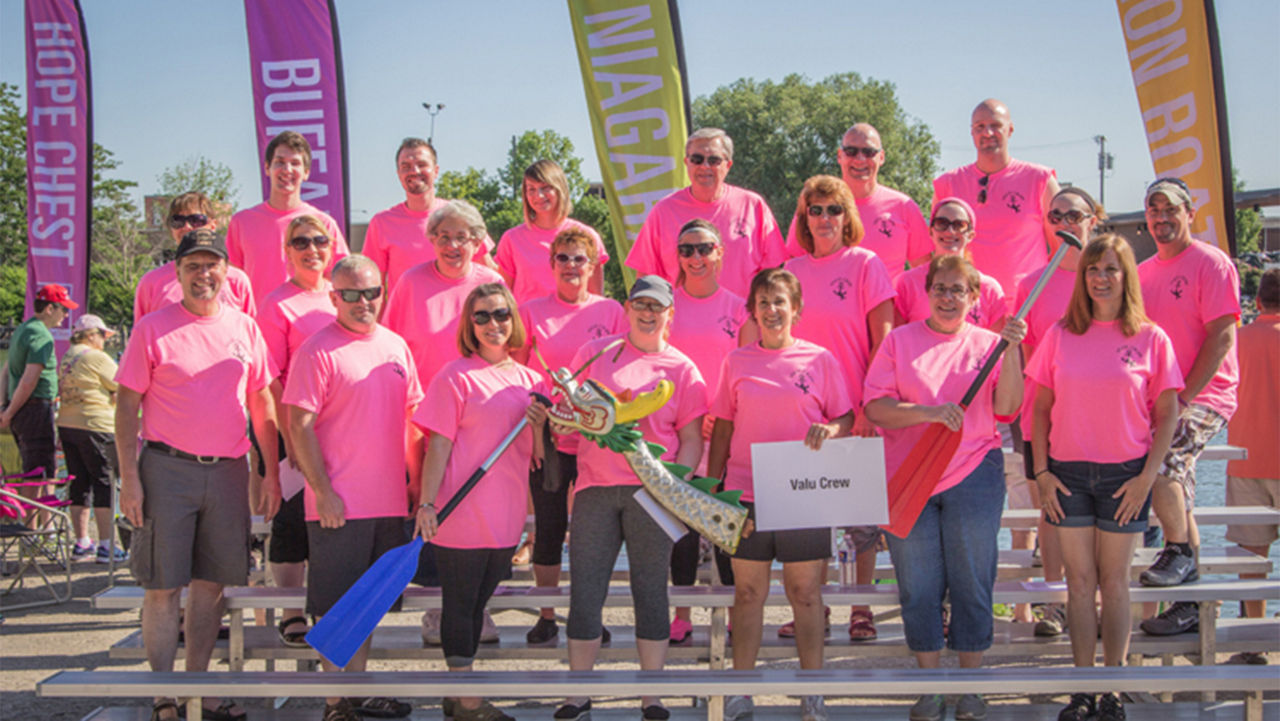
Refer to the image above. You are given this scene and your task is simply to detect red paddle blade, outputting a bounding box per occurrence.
[885,422,948,499]
[882,422,963,539]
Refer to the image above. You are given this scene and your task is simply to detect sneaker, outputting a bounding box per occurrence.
[453,701,514,721]
[1139,545,1198,586]
[909,694,944,721]
[421,609,442,646]
[443,698,457,719]
[601,626,612,645]
[348,697,413,718]
[954,693,987,720]
[1034,603,1067,637]
[1057,693,1094,721]
[1096,692,1126,721]
[71,541,95,561]
[553,700,591,721]
[1226,651,1268,665]
[96,544,128,564]
[641,705,670,721]
[800,695,827,721]
[724,695,753,721]
[480,610,500,644]
[324,699,361,721]
[669,617,693,645]
[1139,600,1200,636]
[778,606,830,638]
[526,617,559,645]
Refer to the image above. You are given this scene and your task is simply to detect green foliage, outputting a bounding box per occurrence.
[89,145,155,329]
[0,83,25,269]
[1233,171,1261,256]
[692,72,940,226]
[1237,261,1261,299]
[156,155,240,227]
[0,263,27,326]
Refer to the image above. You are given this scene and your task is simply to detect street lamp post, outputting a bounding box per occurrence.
[422,102,445,144]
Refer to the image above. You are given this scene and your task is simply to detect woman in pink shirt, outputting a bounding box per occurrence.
[511,227,626,645]
[1027,235,1180,721]
[414,283,547,721]
[708,268,854,721]
[256,214,338,648]
[893,197,1007,330]
[864,255,1026,721]
[496,159,608,303]
[666,218,754,644]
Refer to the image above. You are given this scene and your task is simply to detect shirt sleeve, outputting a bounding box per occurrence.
[404,343,426,409]
[413,366,464,440]
[1148,326,1186,402]
[281,345,327,414]
[244,322,274,393]
[902,200,932,262]
[860,253,897,311]
[862,329,900,404]
[325,215,350,267]
[1024,323,1061,392]
[1195,251,1242,325]
[783,212,805,259]
[709,354,736,421]
[587,225,611,266]
[673,360,708,430]
[755,198,786,270]
[626,211,663,278]
[495,228,518,278]
[226,215,245,270]
[256,300,290,379]
[114,324,153,395]
[232,270,258,316]
[90,351,120,393]
[817,350,854,420]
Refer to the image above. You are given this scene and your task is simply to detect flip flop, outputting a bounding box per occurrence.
[277,615,309,648]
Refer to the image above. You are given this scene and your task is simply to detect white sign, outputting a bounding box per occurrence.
[279,460,306,501]
[749,437,888,531]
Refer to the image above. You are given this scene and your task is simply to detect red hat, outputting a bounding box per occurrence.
[35,284,79,309]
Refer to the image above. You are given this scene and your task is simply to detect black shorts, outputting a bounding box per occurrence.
[10,398,56,477]
[59,427,116,508]
[732,502,831,563]
[268,491,308,563]
[305,516,407,616]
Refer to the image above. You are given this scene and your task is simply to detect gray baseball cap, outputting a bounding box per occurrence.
[628,275,674,307]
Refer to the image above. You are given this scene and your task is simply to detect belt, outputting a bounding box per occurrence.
[144,440,236,465]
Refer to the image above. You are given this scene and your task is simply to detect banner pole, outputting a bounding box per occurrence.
[1201,0,1236,256]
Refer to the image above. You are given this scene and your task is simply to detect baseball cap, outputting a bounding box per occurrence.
[35,283,79,309]
[175,228,229,260]
[628,275,674,307]
[73,314,115,337]
[1145,177,1193,208]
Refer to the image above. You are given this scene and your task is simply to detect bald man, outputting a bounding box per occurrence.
[933,99,1060,295]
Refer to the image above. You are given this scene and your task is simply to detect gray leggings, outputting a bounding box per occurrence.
[567,485,673,641]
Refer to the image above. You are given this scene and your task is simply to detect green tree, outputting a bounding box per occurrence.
[157,155,240,228]
[89,145,155,329]
[1233,171,1262,256]
[0,83,25,270]
[692,72,940,226]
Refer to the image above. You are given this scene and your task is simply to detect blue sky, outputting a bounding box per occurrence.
[2,0,1277,223]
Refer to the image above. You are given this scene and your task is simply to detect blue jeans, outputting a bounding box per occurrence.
[1047,456,1151,533]
[887,448,1004,653]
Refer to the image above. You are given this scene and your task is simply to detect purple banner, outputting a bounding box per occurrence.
[24,0,91,345]
[244,0,349,236]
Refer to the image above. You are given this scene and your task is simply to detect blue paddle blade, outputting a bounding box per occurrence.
[305,536,424,668]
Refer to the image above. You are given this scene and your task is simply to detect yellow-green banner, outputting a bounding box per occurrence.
[1116,0,1235,253]
[568,0,691,288]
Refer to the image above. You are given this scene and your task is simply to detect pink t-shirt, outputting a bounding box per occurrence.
[413,357,543,549]
[668,286,749,400]
[785,185,932,280]
[933,159,1056,295]
[496,219,610,304]
[569,335,707,491]
[115,303,271,458]
[1015,265,1077,438]
[380,262,505,386]
[363,200,495,294]
[1026,321,1183,463]
[1138,239,1241,420]
[893,263,1008,330]
[282,323,422,521]
[256,280,336,386]
[864,321,1008,496]
[784,246,895,408]
[519,293,627,454]
[225,201,350,304]
[625,185,785,298]
[711,340,851,502]
[133,261,256,323]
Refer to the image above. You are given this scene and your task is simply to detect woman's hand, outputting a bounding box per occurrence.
[1112,472,1156,528]
[414,503,439,541]
[1035,470,1071,524]
[1000,316,1027,347]
[851,410,879,438]
[805,422,837,450]
[927,403,965,432]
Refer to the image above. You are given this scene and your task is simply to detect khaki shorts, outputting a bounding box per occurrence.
[1158,403,1227,503]
[1225,475,1280,547]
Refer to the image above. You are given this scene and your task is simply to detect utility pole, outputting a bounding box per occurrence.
[1094,135,1114,206]
[422,102,445,144]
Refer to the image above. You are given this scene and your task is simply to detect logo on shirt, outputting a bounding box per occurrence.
[587,323,610,339]
[1003,191,1025,214]
[718,315,736,339]
[1117,344,1141,368]
[791,369,814,395]
[967,306,983,325]
[388,357,407,379]
[875,216,896,238]
[227,340,251,367]
[1170,275,1189,300]
[733,217,749,239]
[830,277,852,301]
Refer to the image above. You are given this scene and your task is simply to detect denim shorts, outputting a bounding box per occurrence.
[1047,456,1150,534]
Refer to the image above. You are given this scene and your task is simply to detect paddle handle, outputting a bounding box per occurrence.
[958,231,1082,407]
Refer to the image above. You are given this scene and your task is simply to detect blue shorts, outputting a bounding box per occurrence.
[1047,456,1150,534]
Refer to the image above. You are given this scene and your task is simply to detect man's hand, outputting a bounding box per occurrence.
[315,489,346,529]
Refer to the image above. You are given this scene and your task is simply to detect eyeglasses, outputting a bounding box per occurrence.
[630,299,668,313]
[288,234,331,251]
[977,175,990,205]
[677,243,717,258]
[433,232,474,247]
[526,185,557,197]
[169,213,209,229]
[554,253,590,266]
[687,154,726,167]
[1047,209,1093,225]
[807,204,845,218]
[931,217,971,233]
[841,146,881,159]
[472,307,513,325]
[335,287,382,303]
[929,284,971,298]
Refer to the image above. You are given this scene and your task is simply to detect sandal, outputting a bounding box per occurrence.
[848,608,877,641]
[348,696,413,718]
[180,699,247,721]
[151,699,179,721]
[277,615,309,648]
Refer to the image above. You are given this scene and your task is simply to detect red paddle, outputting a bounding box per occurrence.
[881,231,1084,538]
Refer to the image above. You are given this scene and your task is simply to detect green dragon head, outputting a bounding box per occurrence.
[546,367,673,453]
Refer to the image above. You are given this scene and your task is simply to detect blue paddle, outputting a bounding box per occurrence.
[306,394,551,668]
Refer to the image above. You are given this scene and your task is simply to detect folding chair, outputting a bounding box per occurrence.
[0,471,74,610]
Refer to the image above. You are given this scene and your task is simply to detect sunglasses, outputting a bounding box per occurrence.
[977,175,990,205]
[677,242,717,258]
[472,307,513,325]
[841,145,881,159]
[289,234,331,251]
[554,253,590,266]
[687,153,726,167]
[931,217,971,233]
[335,287,382,303]
[169,213,209,229]
[807,204,845,218]
[1047,209,1092,225]
[630,299,668,313]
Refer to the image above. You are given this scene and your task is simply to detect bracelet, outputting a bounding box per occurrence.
[1033,469,1050,478]
[419,502,436,511]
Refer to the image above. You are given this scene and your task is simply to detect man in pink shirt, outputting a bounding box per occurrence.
[933,99,1061,295]
[283,255,423,721]
[785,122,932,279]
[363,138,497,296]
[625,127,785,297]
[226,130,350,304]
[114,229,278,721]
[1136,177,1241,636]
[133,191,256,322]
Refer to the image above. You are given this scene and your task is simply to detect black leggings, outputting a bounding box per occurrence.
[670,531,735,586]
[528,451,577,566]
[435,545,515,667]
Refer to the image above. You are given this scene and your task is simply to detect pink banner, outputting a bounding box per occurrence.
[24,0,91,344]
[244,0,349,236]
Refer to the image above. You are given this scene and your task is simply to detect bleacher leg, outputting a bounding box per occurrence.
[186,697,204,721]
[710,607,726,670]
[1198,600,1219,702]
[1245,690,1262,721]
[230,609,245,672]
